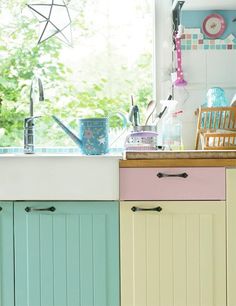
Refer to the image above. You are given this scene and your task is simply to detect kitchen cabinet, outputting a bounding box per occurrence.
[14,201,119,306]
[0,202,14,306]
[119,165,227,306]
[120,201,226,306]
[0,201,119,306]
[226,169,236,306]
[120,167,225,201]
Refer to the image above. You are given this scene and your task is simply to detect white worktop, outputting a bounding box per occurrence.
[0,154,121,201]
[3,149,236,201]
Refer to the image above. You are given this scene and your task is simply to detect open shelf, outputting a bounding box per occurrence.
[181,0,236,11]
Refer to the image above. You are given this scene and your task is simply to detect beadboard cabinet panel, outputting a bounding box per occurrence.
[14,201,119,306]
[226,169,236,306]
[120,201,226,306]
[0,202,14,306]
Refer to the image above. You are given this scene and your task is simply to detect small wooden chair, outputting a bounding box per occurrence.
[195,106,236,150]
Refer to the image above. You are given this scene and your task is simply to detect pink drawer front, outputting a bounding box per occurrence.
[120,167,225,200]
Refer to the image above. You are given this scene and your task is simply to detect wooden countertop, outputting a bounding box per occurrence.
[120,150,236,167]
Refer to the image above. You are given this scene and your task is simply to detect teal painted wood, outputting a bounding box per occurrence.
[14,201,119,306]
[0,202,14,306]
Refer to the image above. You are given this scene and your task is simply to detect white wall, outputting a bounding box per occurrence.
[183,0,236,10]
[154,0,173,105]
[174,50,236,149]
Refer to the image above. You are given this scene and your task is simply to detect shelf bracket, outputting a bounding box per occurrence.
[172,0,185,34]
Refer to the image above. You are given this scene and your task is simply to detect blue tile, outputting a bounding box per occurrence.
[204,45,209,49]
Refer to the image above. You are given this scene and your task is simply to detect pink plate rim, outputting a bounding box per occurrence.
[202,13,226,39]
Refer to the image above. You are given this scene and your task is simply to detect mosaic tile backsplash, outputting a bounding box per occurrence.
[181,28,236,50]
[0,147,123,154]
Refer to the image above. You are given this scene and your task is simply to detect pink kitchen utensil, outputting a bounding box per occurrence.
[174,33,187,87]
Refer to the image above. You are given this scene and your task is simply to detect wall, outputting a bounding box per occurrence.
[182,10,236,39]
[155,0,173,104]
[174,10,236,149]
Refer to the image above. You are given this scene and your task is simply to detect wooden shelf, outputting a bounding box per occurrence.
[120,158,236,168]
[182,0,236,10]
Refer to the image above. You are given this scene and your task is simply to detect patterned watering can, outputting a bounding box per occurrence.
[52,115,126,155]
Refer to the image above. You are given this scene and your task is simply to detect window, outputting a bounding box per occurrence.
[0,0,154,147]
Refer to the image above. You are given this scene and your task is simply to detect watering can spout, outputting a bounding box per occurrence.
[53,114,126,155]
[52,115,83,147]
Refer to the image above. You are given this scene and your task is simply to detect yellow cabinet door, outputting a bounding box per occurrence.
[226,169,236,306]
[120,201,226,306]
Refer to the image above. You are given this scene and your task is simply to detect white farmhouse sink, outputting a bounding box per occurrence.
[0,147,121,201]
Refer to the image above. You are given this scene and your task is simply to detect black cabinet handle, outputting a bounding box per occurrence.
[157,172,188,178]
[0,207,2,212]
[25,206,56,213]
[131,206,162,212]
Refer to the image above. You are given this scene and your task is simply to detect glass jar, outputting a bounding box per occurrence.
[206,87,228,107]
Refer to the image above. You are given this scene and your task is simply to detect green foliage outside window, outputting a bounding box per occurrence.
[0,0,153,147]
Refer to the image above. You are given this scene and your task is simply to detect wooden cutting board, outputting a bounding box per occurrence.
[124,150,236,160]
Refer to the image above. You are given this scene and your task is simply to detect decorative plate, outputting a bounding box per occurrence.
[202,14,226,39]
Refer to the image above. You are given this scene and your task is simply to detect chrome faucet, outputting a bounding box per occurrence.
[24,76,44,154]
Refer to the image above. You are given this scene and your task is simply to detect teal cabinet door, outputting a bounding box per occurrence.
[0,202,14,306]
[14,201,119,306]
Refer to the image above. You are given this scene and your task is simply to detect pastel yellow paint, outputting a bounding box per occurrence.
[226,169,236,306]
[120,201,226,306]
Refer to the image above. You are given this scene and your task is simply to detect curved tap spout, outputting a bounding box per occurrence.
[24,75,45,154]
[30,76,44,117]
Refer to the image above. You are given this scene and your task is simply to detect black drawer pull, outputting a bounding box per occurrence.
[131,206,162,212]
[0,207,2,212]
[25,206,56,213]
[157,172,188,178]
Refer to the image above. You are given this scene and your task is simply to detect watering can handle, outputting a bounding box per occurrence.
[108,112,127,128]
